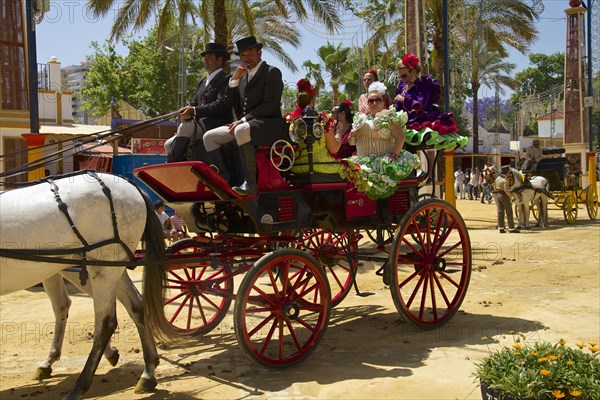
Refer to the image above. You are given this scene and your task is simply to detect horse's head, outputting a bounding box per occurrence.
[486,166,500,185]
[507,168,524,189]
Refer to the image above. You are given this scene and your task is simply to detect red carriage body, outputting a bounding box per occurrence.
[134,135,472,369]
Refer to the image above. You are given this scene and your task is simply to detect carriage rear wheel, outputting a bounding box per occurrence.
[563,195,578,224]
[586,186,598,220]
[388,199,471,329]
[234,249,331,368]
[164,239,233,335]
[298,229,357,307]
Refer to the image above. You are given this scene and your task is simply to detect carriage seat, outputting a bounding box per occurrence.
[537,157,568,179]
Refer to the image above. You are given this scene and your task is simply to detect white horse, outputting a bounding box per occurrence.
[506,167,550,229]
[0,171,175,400]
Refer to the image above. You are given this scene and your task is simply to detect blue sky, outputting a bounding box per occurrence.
[36,0,570,99]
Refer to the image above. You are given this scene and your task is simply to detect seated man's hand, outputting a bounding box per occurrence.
[179,106,195,120]
[228,120,243,135]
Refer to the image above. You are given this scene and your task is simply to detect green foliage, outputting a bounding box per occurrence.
[511,52,564,105]
[80,25,205,118]
[80,41,131,117]
[474,339,600,399]
[316,91,333,113]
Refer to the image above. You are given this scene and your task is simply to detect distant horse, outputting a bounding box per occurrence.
[0,171,175,400]
[506,167,550,229]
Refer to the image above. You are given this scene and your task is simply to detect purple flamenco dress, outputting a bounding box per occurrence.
[394,76,466,150]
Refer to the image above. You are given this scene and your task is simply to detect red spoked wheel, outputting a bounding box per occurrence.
[388,199,471,329]
[234,249,331,368]
[164,239,233,335]
[299,230,357,307]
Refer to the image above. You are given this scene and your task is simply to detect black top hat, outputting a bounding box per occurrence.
[200,42,229,59]
[234,36,263,55]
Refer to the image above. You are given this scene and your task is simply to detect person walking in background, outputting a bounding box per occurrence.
[454,167,464,199]
[463,168,471,199]
[480,165,492,204]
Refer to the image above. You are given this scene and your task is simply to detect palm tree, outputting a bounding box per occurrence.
[451,0,536,153]
[228,0,302,72]
[466,45,515,153]
[304,43,350,105]
[88,0,345,47]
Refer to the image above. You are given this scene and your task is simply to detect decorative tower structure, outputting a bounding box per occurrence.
[563,0,589,175]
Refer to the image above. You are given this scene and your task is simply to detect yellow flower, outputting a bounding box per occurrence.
[576,342,586,349]
[508,330,515,334]
[540,369,550,376]
[548,355,559,361]
[569,390,582,397]
[481,336,488,341]
[589,346,599,354]
[531,351,538,356]
[567,360,574,365]
[589,341,598,346]
[538,357,549,363]
[512,343,523,350]
[558,338,566,346]
[552,390,565,399]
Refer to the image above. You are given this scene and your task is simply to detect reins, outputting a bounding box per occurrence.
[0,111,178,185]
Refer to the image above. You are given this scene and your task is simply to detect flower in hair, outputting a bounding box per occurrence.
[296,78,316,97]
[368,81,387,95]
[401,53,420,69]
[342,99,353,108]
[368,68,378,75]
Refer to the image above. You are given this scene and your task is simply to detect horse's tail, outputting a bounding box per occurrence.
[140,191,178,343]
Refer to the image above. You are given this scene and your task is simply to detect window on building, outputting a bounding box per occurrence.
[0,0,29,110]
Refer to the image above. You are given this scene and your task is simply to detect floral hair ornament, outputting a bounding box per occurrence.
[401,53,420,69]
[368,68,378,75]
[341,99,353,108]
[296,78,316,97]
[368,81,387,95]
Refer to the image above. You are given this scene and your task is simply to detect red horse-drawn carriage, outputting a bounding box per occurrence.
[134,114,472,368]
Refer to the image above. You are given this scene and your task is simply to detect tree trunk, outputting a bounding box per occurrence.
[332,84,339,106]
[214,0,227,46]
[472,81,480,154]
[405,0,419,56]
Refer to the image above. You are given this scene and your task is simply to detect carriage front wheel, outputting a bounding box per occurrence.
[388,199,471,329]
[234,249,331,368]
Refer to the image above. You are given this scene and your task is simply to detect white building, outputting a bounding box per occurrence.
[537,110,564,139]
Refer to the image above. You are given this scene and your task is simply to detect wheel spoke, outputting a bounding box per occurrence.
[429,273,438,320]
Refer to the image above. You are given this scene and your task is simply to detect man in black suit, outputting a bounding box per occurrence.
[165,42,233,163]
[203,36,286,195]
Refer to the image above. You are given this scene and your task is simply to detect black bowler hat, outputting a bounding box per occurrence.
[234,36,263,55]
[200,42,229,59]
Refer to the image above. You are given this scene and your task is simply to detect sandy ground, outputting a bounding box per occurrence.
[1,198,599,400]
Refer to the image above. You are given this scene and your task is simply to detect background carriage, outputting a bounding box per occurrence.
[134,113,472,368]
[530,148,598,223]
